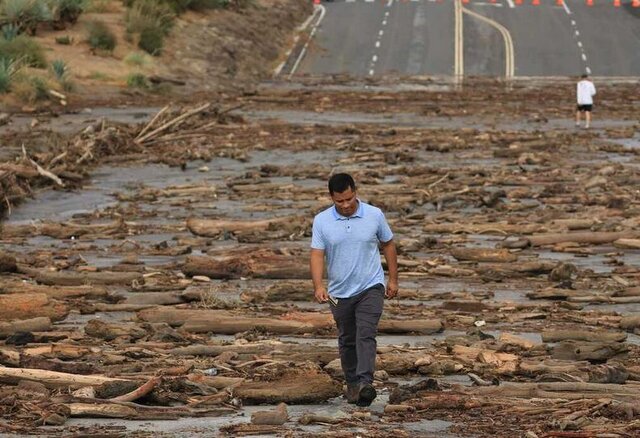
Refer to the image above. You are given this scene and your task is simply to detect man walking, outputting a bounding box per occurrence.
[576,73,596,129]
[310,173,398,407]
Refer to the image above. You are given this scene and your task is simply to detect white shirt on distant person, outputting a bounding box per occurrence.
[577,79,596,105]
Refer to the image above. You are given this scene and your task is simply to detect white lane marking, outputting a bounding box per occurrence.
[586,67,591,74]
[379,30,384,36]
[287,5,326,77]
[462,6,514,78]
[366,0,374,3]
[562,0,571,14]
[571,20,576,26]
[369,69,374,76]
[385,11,390,16]
[382,20,387,25]
[575,30,580,36]
[506,0,515,7]
[372,55,378,62]
[577,41,582,48]
[581,53,587,61]
[346,0,355,2]
[376,41,381,47]
[474,2,503,6]
[387,0,394,6]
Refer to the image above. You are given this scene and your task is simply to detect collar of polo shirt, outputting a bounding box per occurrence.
[332,199,364,220]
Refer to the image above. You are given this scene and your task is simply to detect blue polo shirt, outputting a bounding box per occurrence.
[311,200,393,299]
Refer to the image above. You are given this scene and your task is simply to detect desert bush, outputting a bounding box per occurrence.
[123,51,150,66]
[1,24,19,40]
[188,0,229,10]
[86,19,116,52]
[11,73,50,102]
[137,25,164,55]
[49,0,85,28]
[0,56,21,93]
[54,34,72,44]
[0,34,46,67]
[0,0,52,35]
[126,72,148,88]
[125,0,174,36]
[50,58,73,90]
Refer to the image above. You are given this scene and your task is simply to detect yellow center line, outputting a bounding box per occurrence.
[461,6,515,79]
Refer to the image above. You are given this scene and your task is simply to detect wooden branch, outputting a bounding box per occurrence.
[0,366,130,388]
[110,376,161,402]
[135,104,170,141]
[135,103,210,144]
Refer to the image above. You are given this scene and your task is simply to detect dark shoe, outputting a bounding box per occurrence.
[345,383,359,404]
[355,383,376,407]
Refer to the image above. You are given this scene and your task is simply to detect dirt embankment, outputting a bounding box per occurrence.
[1,0,311,111]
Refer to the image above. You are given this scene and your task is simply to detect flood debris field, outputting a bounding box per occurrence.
[1,78,640,437]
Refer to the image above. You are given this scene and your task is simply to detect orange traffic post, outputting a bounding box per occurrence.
[613,0,621,6]
[532,0,540,5]
[313,0,320,4]
[515,0,522,4]
[556,0,563,5]
[633,0,640,7]
[586,0,593,5]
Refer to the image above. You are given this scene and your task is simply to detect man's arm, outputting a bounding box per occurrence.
[310,248,328,303]
[381,239,398,299]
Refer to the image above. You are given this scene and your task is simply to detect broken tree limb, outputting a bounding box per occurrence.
[135,103,211,144]
[525,231,640,247]
[0,366,131,388]
[0,293,68,322]
[17,266,143,286]
[450,248,518,263]
[0,317,51,338]
[110,376,161,403]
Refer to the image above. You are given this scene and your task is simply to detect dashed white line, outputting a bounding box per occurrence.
[581,53,587,61]
[372,55,378,62]
[575,30,580,36]
[586,67,591,74]
[562,0,571,14]
[382,20,387,25]
[369,69,374,76]
[506,0,515,8]
[379,30,384,36]
[577,41,582,48]
[375,41,381,48]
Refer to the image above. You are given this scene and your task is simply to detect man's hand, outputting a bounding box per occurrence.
[314,287,329,303]
[385,279,399,299]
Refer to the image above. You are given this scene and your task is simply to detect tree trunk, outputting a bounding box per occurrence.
[0,293,68,322]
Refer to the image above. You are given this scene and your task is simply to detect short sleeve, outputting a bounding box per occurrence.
[311,216,326,250]
[376,210,393,243]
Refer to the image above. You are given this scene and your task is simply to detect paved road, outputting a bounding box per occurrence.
[296,0,640,77]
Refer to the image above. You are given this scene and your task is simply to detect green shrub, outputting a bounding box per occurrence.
[1,24,19,41]
[0,34,46,67]
[12,73,50,103]
[86,20,116,52]
[88,70,109,80]
[123,51,150,67]
[188,0,228,10]
[126,72,148,88]
[0,0,52,35]
[137,25,164,55]
[54,35,72,44]
[125,0,174,36]
[50,0,85,28]
[0,57,21,93]
[51,59,74,91]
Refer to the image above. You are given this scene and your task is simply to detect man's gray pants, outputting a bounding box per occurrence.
[329,283,384,385]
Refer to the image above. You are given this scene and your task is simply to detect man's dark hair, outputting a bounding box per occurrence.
[328,173,356,195]
[581,73,588,79]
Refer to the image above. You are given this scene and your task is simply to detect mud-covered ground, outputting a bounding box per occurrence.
[1,77,640,437]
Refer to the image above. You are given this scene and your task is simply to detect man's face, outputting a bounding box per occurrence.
[331,187,358,217]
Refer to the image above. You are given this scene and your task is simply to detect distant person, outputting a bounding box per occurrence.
[576,73,596,129]
[310,173,398,407]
